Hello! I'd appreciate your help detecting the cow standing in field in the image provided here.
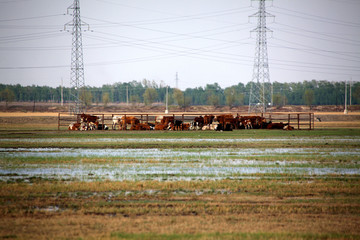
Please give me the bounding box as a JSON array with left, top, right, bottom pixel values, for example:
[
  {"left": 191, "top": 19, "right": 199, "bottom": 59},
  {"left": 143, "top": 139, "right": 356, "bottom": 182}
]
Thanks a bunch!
[
  {"left": 79, "top": 113, "right": 99, "bottom": 130},
  {"left": 119, "top": 116, "right": 140, "bottom": 130},
  {"left": 193, "top": 116, "right": 204, "bottom": 129},
  {"left": 201, "top": 115, "right": 215, "bottom": 130},
  {"left": 112, "top": 115, "right": 122, "bottom": 130},
  {"left": 168, "top": 120, "right": 184, "bottom": 131},
  {"left": 239, "top": 116, "right": 266, "bottom": 129},
  {"left": 215, "top": 114, "right": 236, "bottom": 130},
  {"left": 80, "top": 113, "right": 98, "bottom": 124}
]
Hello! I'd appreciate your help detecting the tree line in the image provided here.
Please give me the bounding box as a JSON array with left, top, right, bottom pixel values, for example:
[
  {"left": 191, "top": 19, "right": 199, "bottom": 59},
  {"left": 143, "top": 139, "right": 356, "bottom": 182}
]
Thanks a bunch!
[{"left": 1, "top": 79, "right": 359, "bottom": 107}]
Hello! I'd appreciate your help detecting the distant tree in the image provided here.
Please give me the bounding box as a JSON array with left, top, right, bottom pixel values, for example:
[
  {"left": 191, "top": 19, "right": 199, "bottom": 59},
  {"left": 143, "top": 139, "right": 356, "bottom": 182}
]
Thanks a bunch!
[
  {"left": 102, "top": 92, "right": 110, "bottom": 107},
  {"left": 224, "top": 87, "right": 236, "bottom": 108},
  {"left": 208, "top": 93, "right": 220, "bottom": 107},
  {"left": 143, "top": 88, "right": 158, "bottom": 105},
  {"left": 304, "top": 89, "right": 315, "bottom": 109},
  {"left": 183, "top": 96, "right": 191, "bottom": 110},
  {"left": 80, "top": 89, "right": 92, "bottom": 107},
  {"left": 0, "top": 88, "right": 15, "bottom": 109},
  {"left": 273, "top": 93, "right": 287, "bottom": 107},
  {"left": 173, "top": 88, "right": 184, "bottom": 106},
  {"left": 130, "top": 95, "right": 140, "bottom": 105},
  {"left": 238, "top": 93, "right": 245, "bottom": 106},
  {"left": 353, "top": 84, "right": 360, "bottom": 104}
]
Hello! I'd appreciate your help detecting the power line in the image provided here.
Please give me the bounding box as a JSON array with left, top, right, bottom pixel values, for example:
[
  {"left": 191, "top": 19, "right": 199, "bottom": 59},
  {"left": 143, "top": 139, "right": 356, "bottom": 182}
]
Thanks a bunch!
[
  {"left": 274, "top": 22, "right": 360, "bottom": 45},
  {"left": 0, "top": 31, "right": 63, "bottom": 43},
  {"left": 83, "top": 16, "right": 252, "bottom": 44},
  {"left": 271, "top": 37, "right": 360, "bottom": 63},
  {"left": 0, "top": 14, "right": 64, "bottom": 23},
  {"left": 272, "top": 6, "right": 360, "bottom": 27},
  {"left": 93, "top": 0, "right": 253, "bottom": 25}
]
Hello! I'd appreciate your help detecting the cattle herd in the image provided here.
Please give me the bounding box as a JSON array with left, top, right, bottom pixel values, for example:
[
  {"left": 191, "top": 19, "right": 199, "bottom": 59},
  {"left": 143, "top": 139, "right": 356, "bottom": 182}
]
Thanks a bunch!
[{"left": 68, "top": 113, "right": 295, "bottom": 131}]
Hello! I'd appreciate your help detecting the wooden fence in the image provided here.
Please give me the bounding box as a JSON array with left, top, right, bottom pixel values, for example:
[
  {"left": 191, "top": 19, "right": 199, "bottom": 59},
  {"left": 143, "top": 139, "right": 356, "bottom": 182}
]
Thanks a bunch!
[{"left": 58, "top": 112, "right": 314, "bottom": 130}]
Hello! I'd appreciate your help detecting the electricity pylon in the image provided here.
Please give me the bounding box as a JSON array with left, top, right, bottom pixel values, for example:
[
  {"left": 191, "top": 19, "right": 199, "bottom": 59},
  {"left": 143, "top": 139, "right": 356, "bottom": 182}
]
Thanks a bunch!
[
  {"left": 248, "top": 0, "right": 274, "bottom": 113},
  {"left": 65, "top": 0, "right": 89, "bottom": 114}
]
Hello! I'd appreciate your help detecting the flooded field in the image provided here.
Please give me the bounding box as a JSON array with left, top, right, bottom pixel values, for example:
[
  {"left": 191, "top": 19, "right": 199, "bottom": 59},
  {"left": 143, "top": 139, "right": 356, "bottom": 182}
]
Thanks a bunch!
[
  {"left": 1, "top": 143, "right": 359, "bottom": 181},
  {"left": 1, "top": 130, "right": 360, "bottom": 239}
]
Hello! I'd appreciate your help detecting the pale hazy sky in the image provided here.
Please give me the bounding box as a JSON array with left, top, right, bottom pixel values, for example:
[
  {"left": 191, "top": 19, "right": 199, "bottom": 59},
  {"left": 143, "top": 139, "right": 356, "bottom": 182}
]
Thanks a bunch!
[{"left": 0, "top": 0, "right": 359, "bottom": 90}]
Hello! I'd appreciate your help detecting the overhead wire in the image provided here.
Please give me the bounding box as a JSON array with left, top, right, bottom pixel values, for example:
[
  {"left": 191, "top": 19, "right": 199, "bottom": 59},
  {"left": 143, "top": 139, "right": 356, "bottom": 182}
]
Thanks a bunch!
[
  {"left": 271, "top": 35, "right": 360, "bottom": 62},
  {"left": 0, "top": 14, "right": 64, "bottom": 23},
  {"left": 93, "top": 0, "right": 253, "bottom": 25},
  {"left": 271, "top": 6, "right": 360, "bottom": 28},
  {"left": 0, "top": 1, "right": 359, "bottom": 78},
  {"left": 83, "top": 31, "right": 360, "bottom": 76},
  {"left": 0, "top": 31, "right": 64, "bottom": 44},
  {"left": 273, "top": 22, "right": 360, "bottom": 45}
]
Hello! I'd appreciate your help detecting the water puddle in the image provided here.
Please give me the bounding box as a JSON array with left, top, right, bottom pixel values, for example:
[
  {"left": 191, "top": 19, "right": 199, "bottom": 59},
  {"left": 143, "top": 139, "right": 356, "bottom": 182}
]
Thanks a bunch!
[
  {"left": 0, "top": 164, "right": 358, "bottom": 182},
  {"left": 1, "top": 147, "right": 359, "bottom": 181},
  {"left": 1, "top": 147, "right": 360, "bottom": 158}
]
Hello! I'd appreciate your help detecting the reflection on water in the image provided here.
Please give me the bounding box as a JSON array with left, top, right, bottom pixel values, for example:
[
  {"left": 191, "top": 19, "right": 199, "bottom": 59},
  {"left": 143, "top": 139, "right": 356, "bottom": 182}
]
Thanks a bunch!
[
  {"left": 1, "top": 147, "right": 359, "bottom": 181},
  {"left": 1, "top": 147, "right": 360, "bottom": 158}
]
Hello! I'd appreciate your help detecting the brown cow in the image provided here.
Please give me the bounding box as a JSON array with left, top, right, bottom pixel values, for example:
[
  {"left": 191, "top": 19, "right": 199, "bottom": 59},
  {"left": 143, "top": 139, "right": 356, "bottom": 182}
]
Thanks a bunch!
[
  {"left": 119, "top": 116, "right": 140, "bottom": 130},
  {"left": 130, "top": 123, "right": 151, "bottom": 130},
  {"left": 193, "top": 116, "right": 204, "bottom": 128},
  {"left": 182, "top": 123, "right": 190, "bottom": 130},
  {"left": 283, "top": 125, "right": 294, "bottom": 130},
  {"left": 267, "top": 122, "right": 286, "bottom": 129},
  {"left": 240, "top": 116, "right": 266, "bottom": 129},
  {"left": 204, "top": 115, "right": 215, "bottom": 125},
  {"left": 154, "top": 123, "right": 169, "bottom": 130},
  {"left": 162, "top": 116, "right": 174, "bottom": 125},
  {"left": 215, "top": 114, "right": 237, "bottom": 130},
  {"left": 80, "top": 113, "right": 98, "bottom": 123},
  {"left": 68, "top": 122, "right": 81, "bottom": 130}
]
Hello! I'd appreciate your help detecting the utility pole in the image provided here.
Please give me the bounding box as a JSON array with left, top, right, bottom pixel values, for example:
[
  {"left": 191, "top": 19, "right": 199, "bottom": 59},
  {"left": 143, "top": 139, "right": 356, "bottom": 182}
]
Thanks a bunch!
[
  {"left": 65, "top": 0, "right": 89, "bottom": 114},
  {"left": 350, "top": 77, "right": 352, "bottom": 108},
  {"left": 248, "top": 0, "right": 274, "bottom": 113},
  {"left": 344, "top": 80, "right": 348, "bottom": 114},
  {"left": 165, "top": 86, "right": 169, "bottom": 114}
]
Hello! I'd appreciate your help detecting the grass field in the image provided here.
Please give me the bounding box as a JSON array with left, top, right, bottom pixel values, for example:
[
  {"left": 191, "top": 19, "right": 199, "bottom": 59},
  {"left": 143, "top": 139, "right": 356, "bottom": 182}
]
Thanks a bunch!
[{"left": 0, "top": 113, "right": 360, "bottom": 239}]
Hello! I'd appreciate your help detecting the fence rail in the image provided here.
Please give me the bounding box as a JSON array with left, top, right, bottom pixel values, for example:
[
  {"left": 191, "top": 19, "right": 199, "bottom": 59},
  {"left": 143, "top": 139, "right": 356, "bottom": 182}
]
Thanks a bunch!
[{"left": 58, "top": 112, "right": 314, "bottom": 130}]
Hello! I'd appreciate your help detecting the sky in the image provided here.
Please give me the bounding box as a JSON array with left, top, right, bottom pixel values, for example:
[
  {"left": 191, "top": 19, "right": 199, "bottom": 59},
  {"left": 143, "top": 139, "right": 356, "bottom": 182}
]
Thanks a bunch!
[{"left": 0, "top": 0, "right": 359, "bottom": 90}]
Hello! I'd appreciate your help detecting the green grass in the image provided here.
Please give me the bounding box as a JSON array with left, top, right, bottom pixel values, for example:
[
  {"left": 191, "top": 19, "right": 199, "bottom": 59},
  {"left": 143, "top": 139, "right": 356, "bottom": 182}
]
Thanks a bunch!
[{"left": 1, "top": 128, "right": 360, "bottom": 139}]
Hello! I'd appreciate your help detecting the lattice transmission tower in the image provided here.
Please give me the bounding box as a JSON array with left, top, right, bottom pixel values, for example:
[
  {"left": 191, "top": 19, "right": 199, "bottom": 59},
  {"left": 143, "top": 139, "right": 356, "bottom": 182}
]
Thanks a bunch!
[
  {"left": 248, "top": 0, "right": 274, "bottom": 113},
  {"left": 65, "top": 0, "right": 89, "bottom": 114}
]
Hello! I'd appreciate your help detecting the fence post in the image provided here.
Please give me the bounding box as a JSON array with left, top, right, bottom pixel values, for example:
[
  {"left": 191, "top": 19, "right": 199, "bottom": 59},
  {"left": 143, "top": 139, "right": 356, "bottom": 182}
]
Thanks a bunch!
[
  {"left": 309, "top": 113, "right": 312, "bottom": 130},
  {"left": 182, "top": 114, "right": 185, "bottom": 130},
  {"left": 102, "top": 114, "right": 104, "bottom": 130},
  {"left": 297, "top": 114, "right": 300, "bottom": 130},
  {"left": 124, "top": 114, "right": 127, "bottom": 130},
  {"left": 288, "top": 114, "right": 290, "bottom": 126},
  {"left": 58, "top": 112, "right": 60, "bottom": 131}
]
